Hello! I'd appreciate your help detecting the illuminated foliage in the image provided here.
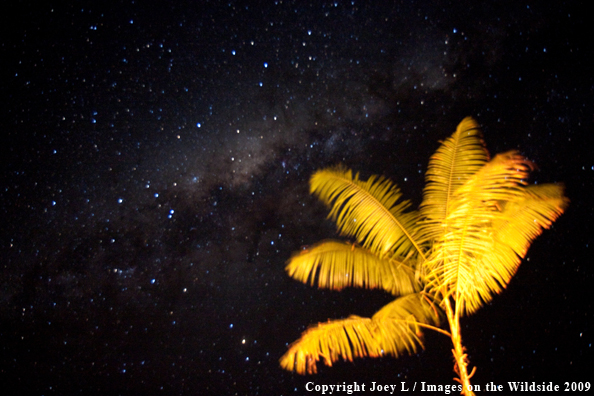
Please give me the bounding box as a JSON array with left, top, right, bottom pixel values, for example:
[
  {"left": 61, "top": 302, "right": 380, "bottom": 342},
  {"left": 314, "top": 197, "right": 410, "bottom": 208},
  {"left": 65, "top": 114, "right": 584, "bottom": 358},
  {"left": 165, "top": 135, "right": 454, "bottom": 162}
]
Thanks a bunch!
[{"left": 280, "top": 118, "right": 568, "bottom": 394}]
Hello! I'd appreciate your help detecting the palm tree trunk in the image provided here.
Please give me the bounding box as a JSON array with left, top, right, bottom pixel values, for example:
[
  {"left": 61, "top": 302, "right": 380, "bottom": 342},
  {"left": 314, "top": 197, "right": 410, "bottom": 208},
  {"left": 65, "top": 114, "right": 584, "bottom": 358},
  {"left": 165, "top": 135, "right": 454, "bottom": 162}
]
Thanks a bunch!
[{"left": 444, "top": 298, "right": 476, "bottom": 396}]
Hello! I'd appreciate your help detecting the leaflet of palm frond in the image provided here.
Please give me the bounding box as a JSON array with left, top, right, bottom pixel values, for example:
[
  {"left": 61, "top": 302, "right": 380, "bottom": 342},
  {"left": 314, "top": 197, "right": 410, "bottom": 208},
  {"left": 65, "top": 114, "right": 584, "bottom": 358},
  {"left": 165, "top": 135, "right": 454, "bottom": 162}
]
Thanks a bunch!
[
  {"left": 280, "top": 296, "right": 435, "bottom": 375},
  {"left": 419, "top": 117, "right": 489, "bottom": 243},
  {"left": 285, "top": 240, "right": 418, "bottom": 295},
  {"left": 310, "top": 166, "right": 423, "bottom": 259}
]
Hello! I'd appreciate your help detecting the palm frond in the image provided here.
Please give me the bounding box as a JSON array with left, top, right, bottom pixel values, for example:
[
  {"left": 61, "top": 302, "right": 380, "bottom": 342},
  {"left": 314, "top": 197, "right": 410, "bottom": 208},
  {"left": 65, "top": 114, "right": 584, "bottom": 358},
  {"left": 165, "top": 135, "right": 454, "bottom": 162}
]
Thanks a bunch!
[
  {"left": 310, "top": 166, "right": 423, "bottom": 259},
  {"left": 451, "top": 151, "right": 533, "bottom": 209},
  {"left": 490, "top": 183, "right": 568, "bottom": 259},
  {"left": 279, "top": 293, "right": 441, "bottom": 375},
  {"left": 456, "top": 183, "right": 569, "bottom": 314},
  {"left": 420, "top": 117, "right": 489, "bottom": 242},
  {"left": 285, "top": 240, "right": 418, "bottom": 295},
  {"left": 425, "top": 153, "right": 568, "bottom": 315},
  {"left": 279, "top": 315, "right": 384, "bottom": 374}
]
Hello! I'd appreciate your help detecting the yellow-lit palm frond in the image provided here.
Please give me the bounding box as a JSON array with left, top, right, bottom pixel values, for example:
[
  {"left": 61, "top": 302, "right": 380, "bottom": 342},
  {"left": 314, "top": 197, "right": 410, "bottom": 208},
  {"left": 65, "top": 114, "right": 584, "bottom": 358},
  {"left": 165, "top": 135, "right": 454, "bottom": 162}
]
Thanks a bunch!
[
  {"left": 279, "top": 293, "right": 443, "bottom": 375},
  {"left": 285, "top": 240, "right": 418, "bottom": 295},
  {"left": 491, "top": 184, "right": 568, "bottom": 259},
  {"left": 457, "top": 183, "right": 569, "bottom": 314},
  {"left": 425, "top": 152, "right": 569, "bottom": 315},
  {"left": 279, "top": 316, "right": 386, "bottom": 375},
  {"left": 450, "top": 151, "right": 533, "bottom": 209},
  {"left": 310, "top": 167, "right": 423, "bottom": 259},
  {"left": 372, "top": 293, "right": 443, "bottom": 329},
  {"left": 419, "top": 117, "right": 489, "bottom": 243}
]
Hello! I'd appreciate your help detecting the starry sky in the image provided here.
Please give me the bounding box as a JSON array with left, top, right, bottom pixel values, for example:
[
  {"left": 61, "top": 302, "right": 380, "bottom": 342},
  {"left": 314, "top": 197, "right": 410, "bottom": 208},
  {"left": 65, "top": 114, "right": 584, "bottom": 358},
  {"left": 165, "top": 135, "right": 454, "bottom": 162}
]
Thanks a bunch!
[{"left": 1, "top": 0, "right": 592, "bottom": 394}]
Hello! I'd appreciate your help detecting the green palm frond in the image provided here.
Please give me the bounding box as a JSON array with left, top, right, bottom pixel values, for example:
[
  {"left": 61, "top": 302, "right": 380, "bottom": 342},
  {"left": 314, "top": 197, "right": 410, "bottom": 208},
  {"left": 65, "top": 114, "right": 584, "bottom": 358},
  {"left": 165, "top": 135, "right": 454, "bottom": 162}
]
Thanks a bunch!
[
  {"left": 310, "top": 166, "right": 423, "bottom": 259},
  {"left": 279, "top": 293, "right": 444, "bottom": 375},
  {"left": 285, "top": 240, "right": 418, "bottom": 295}
]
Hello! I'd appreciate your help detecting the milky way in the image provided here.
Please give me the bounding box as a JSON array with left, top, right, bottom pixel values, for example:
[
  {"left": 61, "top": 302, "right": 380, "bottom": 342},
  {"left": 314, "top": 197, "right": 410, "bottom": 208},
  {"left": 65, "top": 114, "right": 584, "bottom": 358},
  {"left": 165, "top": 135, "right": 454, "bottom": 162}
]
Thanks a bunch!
[{"left": 1, "top": 1, "right": 592, "bottom": 394}]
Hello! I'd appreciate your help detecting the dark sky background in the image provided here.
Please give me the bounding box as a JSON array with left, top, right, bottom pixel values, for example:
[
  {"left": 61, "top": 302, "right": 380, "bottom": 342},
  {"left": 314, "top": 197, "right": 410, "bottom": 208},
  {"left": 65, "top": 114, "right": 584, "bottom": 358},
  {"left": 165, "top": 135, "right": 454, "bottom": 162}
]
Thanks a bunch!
[{"left": 1, "top": 1, "right": 592, "bottom": 395}]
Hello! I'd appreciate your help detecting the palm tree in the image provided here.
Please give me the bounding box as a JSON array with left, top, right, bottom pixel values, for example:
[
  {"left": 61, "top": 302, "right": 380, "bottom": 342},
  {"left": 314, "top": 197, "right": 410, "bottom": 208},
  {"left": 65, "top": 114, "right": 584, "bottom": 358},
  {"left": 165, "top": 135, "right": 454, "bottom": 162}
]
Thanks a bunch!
[{"left": 279, "top": 117, "right": 568, "bottom": 395}]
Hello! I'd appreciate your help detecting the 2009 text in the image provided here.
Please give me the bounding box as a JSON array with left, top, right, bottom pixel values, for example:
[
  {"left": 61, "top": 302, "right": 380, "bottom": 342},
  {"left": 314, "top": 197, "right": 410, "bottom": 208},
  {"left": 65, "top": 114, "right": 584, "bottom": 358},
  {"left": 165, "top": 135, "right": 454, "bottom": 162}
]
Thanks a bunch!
[{"left": 564, "top": 382, "right": 590, "bottom": 392}]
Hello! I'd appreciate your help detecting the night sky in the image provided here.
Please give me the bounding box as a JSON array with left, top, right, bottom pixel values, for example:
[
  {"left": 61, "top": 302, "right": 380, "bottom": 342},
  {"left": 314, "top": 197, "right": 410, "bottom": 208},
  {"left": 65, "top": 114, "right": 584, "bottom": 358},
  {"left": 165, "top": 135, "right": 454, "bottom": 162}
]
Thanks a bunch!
[{"left": 1, "top": 1, "right": 592, "bottom": 395}]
